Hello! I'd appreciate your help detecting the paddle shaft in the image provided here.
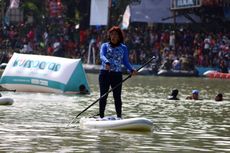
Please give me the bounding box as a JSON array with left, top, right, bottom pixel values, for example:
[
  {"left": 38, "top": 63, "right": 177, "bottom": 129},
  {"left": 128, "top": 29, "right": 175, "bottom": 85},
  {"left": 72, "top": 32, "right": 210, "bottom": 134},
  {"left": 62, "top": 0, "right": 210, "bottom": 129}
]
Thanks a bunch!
[
  {"left": 68, "top": 56, "right": 155, "bottom": 125},
  {"left": 0, "top": 89, "right": 16, "bottom": 92}
]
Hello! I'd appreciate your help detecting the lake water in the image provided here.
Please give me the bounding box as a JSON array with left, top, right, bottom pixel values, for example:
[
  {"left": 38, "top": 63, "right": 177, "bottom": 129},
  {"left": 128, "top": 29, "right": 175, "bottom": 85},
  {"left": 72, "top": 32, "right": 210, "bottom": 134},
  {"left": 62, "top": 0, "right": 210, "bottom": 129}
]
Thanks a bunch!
[{"left": 0, "top": 74, "right": 230, "bottom": 153}]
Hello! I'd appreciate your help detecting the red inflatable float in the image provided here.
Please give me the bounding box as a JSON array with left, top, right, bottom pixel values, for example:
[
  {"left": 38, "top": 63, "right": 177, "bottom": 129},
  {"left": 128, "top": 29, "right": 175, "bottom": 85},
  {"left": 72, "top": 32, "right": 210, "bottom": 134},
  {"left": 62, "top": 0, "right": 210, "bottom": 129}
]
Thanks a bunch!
[{"left": 204, "top": 71, "right": 230, "bottom": 79}]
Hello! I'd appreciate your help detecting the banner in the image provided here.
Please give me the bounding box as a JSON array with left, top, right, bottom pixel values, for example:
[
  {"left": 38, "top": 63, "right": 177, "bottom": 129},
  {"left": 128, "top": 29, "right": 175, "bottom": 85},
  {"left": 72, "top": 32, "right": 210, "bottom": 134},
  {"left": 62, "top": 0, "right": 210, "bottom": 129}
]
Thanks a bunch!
[
  {"left": 121, "top": 5, "right": 131, "bottom": 29},
  {"left": 130, "top": 0, "right": 201, "bottom": 23},
  {"left": 90, "top": 0, "right": 109, "bottom": 25},
  {"left": 0, "top": 53, "right": 90, "bottom": 94},
  {"left": 10, "top": 0, "right": 20, "bottom": 8},
  {"left": 171, "top": 0, "right": 201, "bottom": 9},
  {"left": 176, "top": 0, "right": 196, "bottom": 8}
]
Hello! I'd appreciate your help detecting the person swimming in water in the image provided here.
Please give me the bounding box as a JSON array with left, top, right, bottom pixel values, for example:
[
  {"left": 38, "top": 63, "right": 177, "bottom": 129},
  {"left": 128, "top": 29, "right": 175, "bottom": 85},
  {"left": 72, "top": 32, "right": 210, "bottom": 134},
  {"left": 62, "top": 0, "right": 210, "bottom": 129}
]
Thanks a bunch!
[
  {"left": 186, "top": 90, "right": 201, "bottom": 100},
  {"left": 79, "top": 84, "right": 89, "bottom": 94},
  {"left": 215, "top": 93, "right": 223, "bottom": 101},
  {"left": 167, "top": 89, "right": 179, "bottom": 100}
]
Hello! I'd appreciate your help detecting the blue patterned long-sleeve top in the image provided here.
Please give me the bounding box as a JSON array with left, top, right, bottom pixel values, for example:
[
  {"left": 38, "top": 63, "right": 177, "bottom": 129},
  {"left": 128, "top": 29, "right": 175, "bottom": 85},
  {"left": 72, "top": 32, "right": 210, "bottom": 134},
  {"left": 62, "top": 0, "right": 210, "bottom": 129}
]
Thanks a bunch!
[{"left": 100, "top": 42, "right": 133, "bottom": 72}]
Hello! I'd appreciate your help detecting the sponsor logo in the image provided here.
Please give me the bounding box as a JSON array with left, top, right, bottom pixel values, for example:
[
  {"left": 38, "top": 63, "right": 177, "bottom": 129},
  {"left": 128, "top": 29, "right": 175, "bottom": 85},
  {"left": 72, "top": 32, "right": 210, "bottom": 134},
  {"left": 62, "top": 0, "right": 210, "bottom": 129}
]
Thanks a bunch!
[{"left": 12, "top": 58, "right": 61, "bottom": 72}]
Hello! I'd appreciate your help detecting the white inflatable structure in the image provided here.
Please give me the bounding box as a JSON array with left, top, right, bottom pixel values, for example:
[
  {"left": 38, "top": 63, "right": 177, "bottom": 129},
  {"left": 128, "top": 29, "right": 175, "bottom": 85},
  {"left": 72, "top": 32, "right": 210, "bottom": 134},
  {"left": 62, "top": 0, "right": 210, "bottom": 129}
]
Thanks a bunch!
[{"left": 0, "top": 53, "right": 90, "bottom": 94}]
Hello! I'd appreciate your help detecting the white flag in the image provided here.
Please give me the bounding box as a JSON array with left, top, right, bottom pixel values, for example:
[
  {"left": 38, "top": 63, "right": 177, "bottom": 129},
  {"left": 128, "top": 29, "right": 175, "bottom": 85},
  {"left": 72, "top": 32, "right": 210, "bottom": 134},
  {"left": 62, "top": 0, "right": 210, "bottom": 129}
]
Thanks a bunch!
[
  {"left": 10, "top": 0, "right": 20, "bottom": 8},
  {"left": 90, "top": 0, "right": 109, "bottom": 26},
  {"left": 121, "top": 5, "right": 131, "bottom": 29}
]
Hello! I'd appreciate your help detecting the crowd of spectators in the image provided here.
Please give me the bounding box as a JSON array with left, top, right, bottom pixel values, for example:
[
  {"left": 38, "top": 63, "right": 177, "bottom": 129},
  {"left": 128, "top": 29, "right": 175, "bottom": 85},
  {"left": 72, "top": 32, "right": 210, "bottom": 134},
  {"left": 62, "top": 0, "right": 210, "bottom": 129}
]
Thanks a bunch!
[{"left": 0, "top": 21, "right": 229, "bottom": 73}]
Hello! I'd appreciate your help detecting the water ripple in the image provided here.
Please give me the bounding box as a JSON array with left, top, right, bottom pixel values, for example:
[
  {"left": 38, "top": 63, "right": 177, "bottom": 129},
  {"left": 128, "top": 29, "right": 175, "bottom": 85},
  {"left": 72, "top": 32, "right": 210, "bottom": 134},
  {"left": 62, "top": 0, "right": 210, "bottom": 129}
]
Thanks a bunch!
[{"left": 0, "top": 75, "right": 230, "bottom": 152}]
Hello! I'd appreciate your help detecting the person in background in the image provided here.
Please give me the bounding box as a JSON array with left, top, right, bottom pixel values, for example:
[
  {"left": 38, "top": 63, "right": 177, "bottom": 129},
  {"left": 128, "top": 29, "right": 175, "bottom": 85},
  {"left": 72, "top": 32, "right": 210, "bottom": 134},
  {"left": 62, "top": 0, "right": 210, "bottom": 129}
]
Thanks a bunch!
[
  {"left": 79, "top": 84, "right": 89, "bottom": 94},
  {"left": 215, "top": 93, "right": 223, "bottom": 101},
  {"left": 186, "top": 90, "right": 200, "bottom": 100},
  {"left": 172, "top": 58, "right": 181, "bottom": 70},
  {"left": 52, "top": 42, "right": 65, "bottom": 57},
  {"left": 219, "top": 60, "right": 228, "bottom": 73},
  {"left": 98, "top": 26, "right": 137, "bottom": 119},
  {"left": 160, "top": 57, "right": 172, "bottom": 70},
  {"left": 167, "top": 89, "right": 179, "bottom": 100},
  {"left": 47, "top": 43, "right": 54, "bottom": 55}
]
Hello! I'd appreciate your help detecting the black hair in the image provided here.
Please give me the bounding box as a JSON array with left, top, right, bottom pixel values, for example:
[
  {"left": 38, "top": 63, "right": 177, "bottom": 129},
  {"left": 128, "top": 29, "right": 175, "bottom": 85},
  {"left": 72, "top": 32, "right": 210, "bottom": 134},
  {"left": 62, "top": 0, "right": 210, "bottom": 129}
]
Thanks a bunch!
[
  {"left": 108, "top": 26, "right": 124, "bottom": 44},
  {"left": 79, "top": 84, "right": 88, "bottom": 94}
]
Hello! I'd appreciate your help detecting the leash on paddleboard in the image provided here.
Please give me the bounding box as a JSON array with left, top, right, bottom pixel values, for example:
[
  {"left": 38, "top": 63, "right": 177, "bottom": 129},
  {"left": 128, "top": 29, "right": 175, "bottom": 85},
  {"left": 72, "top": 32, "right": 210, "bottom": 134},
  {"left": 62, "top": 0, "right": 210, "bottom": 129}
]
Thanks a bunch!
[{"left": 67, "top": 56, "right": 156, "bottom": 127}]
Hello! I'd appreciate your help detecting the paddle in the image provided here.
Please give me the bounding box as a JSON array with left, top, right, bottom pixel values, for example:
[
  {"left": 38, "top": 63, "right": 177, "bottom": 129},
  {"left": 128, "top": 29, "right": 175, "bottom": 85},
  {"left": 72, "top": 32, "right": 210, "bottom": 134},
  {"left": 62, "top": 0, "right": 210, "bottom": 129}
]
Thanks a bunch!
[
  {"left": 67, "top": 56, "right": 155, "bottom": 126},
  {"left": 0, "top": 89, "right": 16, "bottom": 92}
]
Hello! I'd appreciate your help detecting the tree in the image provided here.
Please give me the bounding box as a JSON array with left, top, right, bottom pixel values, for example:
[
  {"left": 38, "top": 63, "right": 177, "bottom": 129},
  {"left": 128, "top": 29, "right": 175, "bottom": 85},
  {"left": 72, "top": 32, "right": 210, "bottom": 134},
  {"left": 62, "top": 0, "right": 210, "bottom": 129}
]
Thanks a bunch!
[
  {"left": 20, "top": 0, "right": 46, "bottom": 24},
  {"left": 109, "top": 0, "right": 141, "bottom": 27}
]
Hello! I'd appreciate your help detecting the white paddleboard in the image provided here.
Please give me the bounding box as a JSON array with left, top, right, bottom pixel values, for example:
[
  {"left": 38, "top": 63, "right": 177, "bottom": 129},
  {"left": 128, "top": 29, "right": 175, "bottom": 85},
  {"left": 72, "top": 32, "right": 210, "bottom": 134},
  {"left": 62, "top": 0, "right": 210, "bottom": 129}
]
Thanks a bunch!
[{"left": 80, "top": 116, "right": 153, "bottom": 131}]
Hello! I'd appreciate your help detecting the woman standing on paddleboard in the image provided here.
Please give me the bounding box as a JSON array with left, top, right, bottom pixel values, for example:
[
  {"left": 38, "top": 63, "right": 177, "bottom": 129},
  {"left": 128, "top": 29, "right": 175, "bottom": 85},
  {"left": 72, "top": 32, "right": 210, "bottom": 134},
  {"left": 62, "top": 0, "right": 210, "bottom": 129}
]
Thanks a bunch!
[{"left": 99, "top": 26, "right": 136, "bottom": 119}]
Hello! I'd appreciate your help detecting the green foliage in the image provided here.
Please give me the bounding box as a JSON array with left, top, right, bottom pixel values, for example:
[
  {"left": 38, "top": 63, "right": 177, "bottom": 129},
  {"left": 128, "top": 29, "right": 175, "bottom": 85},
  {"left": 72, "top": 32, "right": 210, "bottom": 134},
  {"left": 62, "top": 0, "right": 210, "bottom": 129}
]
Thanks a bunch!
[
  {"left": 21, "top": 0, "right": 46, "bottom": 24},
  {"left": 21, "top": 2, "right": 38, "bottom": 12}
]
